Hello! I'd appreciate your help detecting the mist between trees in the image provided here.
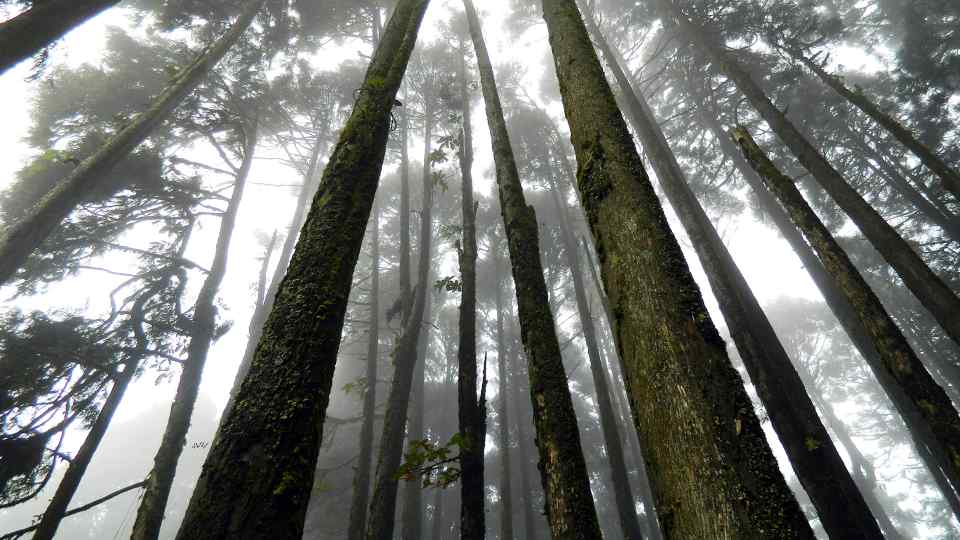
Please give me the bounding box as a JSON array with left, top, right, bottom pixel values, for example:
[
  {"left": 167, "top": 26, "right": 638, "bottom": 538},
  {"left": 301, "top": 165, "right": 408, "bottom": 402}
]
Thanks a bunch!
[{"left": 0, "top": 0, "right": 958, "bottom": 538}]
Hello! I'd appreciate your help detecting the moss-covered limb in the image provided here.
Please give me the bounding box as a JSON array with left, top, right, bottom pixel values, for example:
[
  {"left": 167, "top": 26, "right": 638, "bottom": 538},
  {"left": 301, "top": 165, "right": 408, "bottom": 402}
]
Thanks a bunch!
[
  {"left": 656, "top": 0, "right": 960, "bottom": 349},
  {"left": 787, "top": 47, "right": 960, "bottom": 201},
  {"left": 462, "top": 1, "right": 602, "bottom": 538},
  {"left": 455, "top": 43, "right": 485, "bottom": 540},
  {"left": 733, "top": 126, "right": 960, "bottom": 507},
  {"left": 173, "top": 2, "right": 430, "bottom": 539},
  {"left": 131, "top": 120, "right": 259, "bottom": 540},
  {"left": 346, "top": 205, "right": 381, "bottom": 540},
  {"left": 493, "top": 251, "right": 515, "bottom": 540},
  {"left": 0, "top": 0, "right": 264, "bottom": 287},
  {"left": 583, "top": 13, "right": 882, "bottom": 538},
  {"left": 0, "top": 0, "right": 119, "bottom": 75},
  {"left": 541, "top": 1, "right": 813, "bottom": 538},
  {"left": 368, "top": 92, "right": 436, "bottom": 540}
]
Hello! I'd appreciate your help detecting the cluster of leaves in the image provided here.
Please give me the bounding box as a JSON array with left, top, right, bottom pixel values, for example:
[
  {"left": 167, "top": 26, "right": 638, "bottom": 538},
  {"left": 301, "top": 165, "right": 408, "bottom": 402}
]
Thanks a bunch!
[{"left": 394, "top": 435, "right": 465, "bottom": 488}]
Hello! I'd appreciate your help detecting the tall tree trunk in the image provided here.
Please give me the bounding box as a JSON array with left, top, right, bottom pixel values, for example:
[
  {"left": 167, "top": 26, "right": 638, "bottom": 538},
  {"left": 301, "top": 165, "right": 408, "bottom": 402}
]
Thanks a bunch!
[
  {"left": 174, "top": 2, "right": 431, "bottom": 537},
  {"left": 508, "top": 318, "right": 546, "bottom": 540},
  {"left": 462, "top": 2, "right": 602, "bottom": 537},
  {"left": 656, "top": 0, "right": 960, "bottom": 348},
  {"left": 494, "top": 252, "right": 514, "bottom": 540},
  {"left": 787, "top": 47, "right": 960, "bottom": 200},
  {"left": 583, "top": 13, "right": 882, "bottom": 538},
  {"left": 400, "top": 297, "right": 430, "bottom": 539},
  {"left": 455, "top": 40, "right": 485, "bottom": 540},
  {"left": 0, "top": 0, "right": 120, "bottom": 75},
  {"left": 367, "top": 93, "right": 436, "bottom": 540},
  {"left": 540, "top": 1, "right": 813, "bottom": 537},
  {"left": 347, "top": 202, "right": 381, "bottom": 540},
  {"left": 732, "top": 126, "right": 960, "bottom": 508},
  {"left": 131, "top": 120, "right": 259, "bottom": 540},
  {"left": 0, "top": 0, "right": 265, "bottom": 286},
  {"left": 547, "top": 178, "right": 644, "bottom": 539}
]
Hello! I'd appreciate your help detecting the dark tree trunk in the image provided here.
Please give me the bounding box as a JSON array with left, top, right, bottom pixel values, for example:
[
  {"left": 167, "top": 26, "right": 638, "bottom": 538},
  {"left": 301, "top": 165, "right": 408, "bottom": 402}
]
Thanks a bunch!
[
  {"left": 0, "top": 0, "right": 265, "bottom": 286},
  {"left": 347, "top": 203, "right": 382, "bottom": 540},
  {"left": 462, "top": 1, "right": 602, "bottom": 537},
  {"left": 657, "top": 0, "right": 960, "bottom": 347},
  {"left": 540, "top": 0, "right": 813, "bottom": 537},
  {"left": 400, "top": 298, "right": 430, "bottom": 539},
  {"left": 788, "top": 47, "right": 960, "bottom": 200},
  {"left": 131, "top": 119, "right": 259, "bottom": 540},
  {"left": 0, "top": 0, "right": 120, "bottom": 75},
  {"left": 174, "top": 1, "right": 431, "bottom": 537},
  {"left": 455, "top": 41, "right": 485, "bottom": 540},
  {"left": 494, "top": 252, "right": 514, "bottom": 540},
  {"left": 583, "top": 13, "right": 882, "bottom": 538},
  {"left": 733, "top": 126, "right": 960, "bottom": 510},
  {"left": 367, "top": 93, "right": 435, "bottom": 540}
]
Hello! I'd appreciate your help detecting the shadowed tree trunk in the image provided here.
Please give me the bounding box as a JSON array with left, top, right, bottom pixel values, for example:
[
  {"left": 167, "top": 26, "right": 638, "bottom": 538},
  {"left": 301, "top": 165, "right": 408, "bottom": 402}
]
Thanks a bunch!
[
  {"left": 173, "top": 1, "right": 431, "bottom": 537},
  {"left": 733, "top": 126, "right": 960, "bottom": 509},
  {"left": 462, "top": 1, "right": 602, "bottom": 537},
  {"left": 347, "top": 201, "right": 381, "bottom": 540},
  {"left": 0, "top": 0, "right": 121, "bottom": 75},
  {"left": 400, "top": 295, "right": 431, "bottom": 539},
  {"left": 583, "top": 12, "right": 881, "bottom": 538},
  {"left": 786, "top": 46, "right": 960, "bottom": 200},
  {"left": 131, "top": 118, "right": 259, "bottom": 540},
  {"left": 539, "top": 0, "right": 813, "bottom": 537},
  {"left": 655, "top": 0, "right": 960, "bottom": 348},
  {"left": 0, "top": 0, "right": 265, "bottom": 286},
  {"left": 494, "top": 251, "right": 514, "bottom": 540}
]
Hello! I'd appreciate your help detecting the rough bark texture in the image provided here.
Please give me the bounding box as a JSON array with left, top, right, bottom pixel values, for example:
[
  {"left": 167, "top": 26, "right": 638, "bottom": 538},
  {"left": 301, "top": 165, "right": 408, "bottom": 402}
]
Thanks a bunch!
[
  {"left": 733, "top": 126, "right": 960, "bottom": 508},
  {"left": 463, "top": 1, "right": 602, "bottom": 537},
  {"left": 367, "top": 95, "right": 435, "bottom": 540},
  {"left": 0, "top": 0, "right": 264, "bottom": 286},
  {"left": 0, "top": 0, "right": 120, "bottom": 74},
  {"left": 456, "top": 42, "right": 485, "bottom": 540},
  {"left": 131, "top": 120, "right": 258, "bottom": 540},
  {"left": 584, "top": 14, "right": 881, "bottom": 538},
  {"left": 657, "top": 0, "right": 960, "bottom": 348},
  {"left": 347, "top": 205, "right": 381, "bottom": 540},
  {"left": 540, "top": 1, "right": 813, "bottom": 538},
  {"left": 173, "top": 2, "right": 430, "bottom": 537},
  {"left": 494, "top": 252, "right": 515, "bottom": 540},
  {"left": 788, "top": 47, "right": 960, "bottom": 200}
]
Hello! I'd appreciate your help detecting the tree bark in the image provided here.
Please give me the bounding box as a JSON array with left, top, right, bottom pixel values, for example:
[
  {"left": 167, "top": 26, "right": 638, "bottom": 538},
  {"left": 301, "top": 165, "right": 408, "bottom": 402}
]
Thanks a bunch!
[
  {"left": 462, "top": 1, "right": 602, "bottom": 537},
  {"left": 541, "top": 1, "right": 814, "bottom": 537},
  {"left": 583, "top": 13, "right": 881, "bottom": 538},
  {"left": 173, "top": 1, "right": 430, "bottom": 537},
  {"left": 0, "top": 0, "right": 120, "bottom": 75},
  {"left": 0, "top": 0, "right": 265, "bottom": 286},
  {"left": 347, "top": 204, "right": 381, "bottom": 540},
  {"left": 733, "top": 126, "right": 960, "bottom": 509},
  {"left": 494, "top": 252, "right": 514, "bottom": 540},
  {"left": 656, "top": 0, "right": 960, "bottom": 348}
]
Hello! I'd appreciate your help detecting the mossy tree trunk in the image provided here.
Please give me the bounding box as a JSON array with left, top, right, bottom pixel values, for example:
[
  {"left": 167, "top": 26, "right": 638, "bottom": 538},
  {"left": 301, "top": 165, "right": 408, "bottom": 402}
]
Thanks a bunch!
[
  {"left": 367, "top": 90, "right": 436, "bottom": 540},
  {"left": 583, "top": 12, "right": 881, "bottom": 538},
  {"left": 347, "top": 203, "right": 381, "bottom": 540},
  {"left": 494, "top": 250, "right": 514, "bottom": 540},
  {"left": 656, "top": 0, "right": 960, "bottom": 348},
  {"left": 173, "top": 1, "right": 431, "bottom": 537},
  {"left": 0, "top": 0, "right": 120, "bottom": 75},
  {"left": 733, "top": 126, "right": 960, "bottom": 510},
  {"left": 462, "top": 1, "right": 602, "bottom": 537},
  {"left": 540, "top": 0, "right": 814, "bottom": 537},
  {"left": 0, "top": 0, "right": 265, "bottom": 286},
  {"left": 131, "top": 118, "right": 259, "bottom": 540}
]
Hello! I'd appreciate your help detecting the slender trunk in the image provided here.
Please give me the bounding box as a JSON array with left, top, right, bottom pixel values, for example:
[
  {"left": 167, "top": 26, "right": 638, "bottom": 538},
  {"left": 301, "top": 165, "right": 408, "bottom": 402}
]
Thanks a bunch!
[
  {"left": 400, "top": 93, "right": 412, "bottom": 321},
  {"left": 788, "top": 47, "right": 960, "bottom": 200},
  {"left": 174, "top": 2, "right": 430, "bottom": 537},
  {"left": 367, "top": 95, "right": 435, "bottom": 540},
  {"left": 0, "top": 0, "right": 264, "bottom": 286},
  {"left": 541, "top": 1, "right": 813, "bottom": 537},
  {"left": 658, "top": 0, "right": 960, "bottom": 347},
  {"left": 733, "top": 126, "right": 960, "bottom": 508},
  {"left": 131, "top": 120, "right": 258, "bottom": 540},
  {"left": 584, "top": 14, "right": 881, "bottom": 538},
  {"left": 456, "top": 42, "right": 485, "bottom": 540},
  {"left": 0, "top": 0, "right": 120, "bottom": 74},
  {"left": 347, "top": 203, "right": 381, "bottom": 540},
  {"left": 494, "top": 252, "right": 514, "bottom": 540},
  {"left": 400, "top": 298, "right": 430, "bottom": 539},
  {"left": 254, "top": 231, "right": 279, "bottom": 310},
  {"left": 462, "top": 2, "right": 602, "bottom": 537}
]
